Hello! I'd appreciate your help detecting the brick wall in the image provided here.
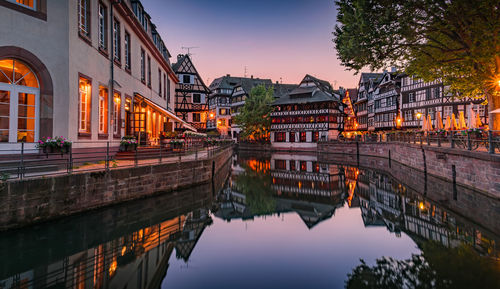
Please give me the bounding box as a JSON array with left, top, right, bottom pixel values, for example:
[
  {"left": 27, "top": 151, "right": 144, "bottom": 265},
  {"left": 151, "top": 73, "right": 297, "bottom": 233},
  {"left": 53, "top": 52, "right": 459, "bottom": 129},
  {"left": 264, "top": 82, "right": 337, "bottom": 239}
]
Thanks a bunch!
[
  {"left": 318, "top": 142, "right": 500, "bottom": 198},
  {"left": 0, "top": 148, "right": 233, "bottom": 231}
]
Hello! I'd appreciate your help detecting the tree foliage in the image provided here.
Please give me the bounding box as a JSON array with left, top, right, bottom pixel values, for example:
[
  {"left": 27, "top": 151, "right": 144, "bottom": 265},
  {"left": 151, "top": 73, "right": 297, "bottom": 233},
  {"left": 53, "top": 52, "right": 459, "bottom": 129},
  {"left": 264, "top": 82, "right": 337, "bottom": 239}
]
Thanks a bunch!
[
  {"left": 345, "top": 241, "right": 500, "bottom": 289},
  {"left": 333, "top": 0, "right": 500, "bottom": 129},
  {"left": 234, "top": 85, "right": 275, "bottom": 142}
]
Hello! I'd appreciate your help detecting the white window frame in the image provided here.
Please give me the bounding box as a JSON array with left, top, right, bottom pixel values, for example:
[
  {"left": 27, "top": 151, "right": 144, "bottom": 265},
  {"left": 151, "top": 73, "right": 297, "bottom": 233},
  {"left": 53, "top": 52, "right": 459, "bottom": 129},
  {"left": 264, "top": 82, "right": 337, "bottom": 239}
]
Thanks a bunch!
[
  {"left": 78, "top": 0, "right": 89, "bottom": 35},
  {"left": 113, "top": 18, "right": 120, "bottom": 61},
  {"left": 98, "top": 3, "right": 106, "bottom": 49}
]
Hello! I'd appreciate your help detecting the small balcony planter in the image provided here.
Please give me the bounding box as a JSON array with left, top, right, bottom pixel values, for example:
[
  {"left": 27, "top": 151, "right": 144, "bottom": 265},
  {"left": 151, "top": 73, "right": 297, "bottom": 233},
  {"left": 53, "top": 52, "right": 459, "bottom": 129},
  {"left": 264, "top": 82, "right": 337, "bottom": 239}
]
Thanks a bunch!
[
  {"left": 467, "top": 128, "right": 485, "bottom": 139},
  {"left": 37, "top": 136, "right": 72, "bottom": 155},
  {"left": 120, "top": 136, "right": 138, "bottom": 152},
  {"left": 169, "top": 139, "right": 185, "bottom": 150}
]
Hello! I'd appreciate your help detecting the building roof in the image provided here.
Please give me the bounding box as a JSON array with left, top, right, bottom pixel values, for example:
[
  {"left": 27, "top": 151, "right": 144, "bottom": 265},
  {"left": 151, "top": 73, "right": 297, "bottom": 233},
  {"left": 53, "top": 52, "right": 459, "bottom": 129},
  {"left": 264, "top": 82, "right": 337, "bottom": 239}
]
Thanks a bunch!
[
  {"left": 209, "top": 75, "right": 268, "bottom": 91},
  {"left": 273, "top": 83, "right": 298, "bottom": 99},
  {"left": 272, "top": 74, "right": 341, "bottom": 106},
  {"left": 234, "top": 78, "right": 273, "bottom": 95}
]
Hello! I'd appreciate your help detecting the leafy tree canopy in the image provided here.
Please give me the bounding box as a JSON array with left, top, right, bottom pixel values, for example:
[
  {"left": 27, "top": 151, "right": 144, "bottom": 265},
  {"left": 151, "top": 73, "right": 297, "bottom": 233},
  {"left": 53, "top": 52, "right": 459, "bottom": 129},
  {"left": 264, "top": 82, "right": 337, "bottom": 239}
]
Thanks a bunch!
[
  {"left": 234, "top": 85, "right": 275, "bottom": 142},
  {"left": 334, "top": 0, "right": 500, "bottom": 129}
]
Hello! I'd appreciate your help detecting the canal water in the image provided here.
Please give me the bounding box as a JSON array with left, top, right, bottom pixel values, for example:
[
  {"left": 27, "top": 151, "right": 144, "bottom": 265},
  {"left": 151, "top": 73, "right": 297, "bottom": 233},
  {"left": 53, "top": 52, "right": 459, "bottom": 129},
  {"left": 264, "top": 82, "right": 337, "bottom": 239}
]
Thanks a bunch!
[{"left": 1, "top": 152, "right": 499, "bottom": 289}]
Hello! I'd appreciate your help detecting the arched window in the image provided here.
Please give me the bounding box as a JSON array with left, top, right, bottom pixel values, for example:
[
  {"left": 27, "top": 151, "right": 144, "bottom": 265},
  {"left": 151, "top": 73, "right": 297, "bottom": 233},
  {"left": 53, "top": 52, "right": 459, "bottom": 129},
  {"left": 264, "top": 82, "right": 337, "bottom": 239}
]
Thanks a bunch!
[{"left": 0, "top": 59, "right": 40, "bottom": 143}]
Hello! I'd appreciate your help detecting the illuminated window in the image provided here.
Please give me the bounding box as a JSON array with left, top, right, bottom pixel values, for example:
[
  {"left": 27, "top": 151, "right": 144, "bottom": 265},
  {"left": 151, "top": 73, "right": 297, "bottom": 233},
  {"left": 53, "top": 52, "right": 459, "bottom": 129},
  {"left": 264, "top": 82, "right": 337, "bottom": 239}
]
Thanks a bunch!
[
  {"left": 8, "top": 0, "right": 35, "bottom": 9},
  {"left": 113, "top": 93, "right": 121, "bottom": 135},
  {"left": 192, "top": 113, "right": 200, "bottom": 122},
  {"left": 299, "top": 131, "right": 306, "bottom": 142},
  {"left": 289, "top": 132, "right": 295, "bottom": 142},
  {"left": 0, "top": 59, "right": 39, "bottom": 143},
  {"left": 312, "top": 131, "right": 319, "bottom": 142},
  {"left": 79, "top": 77, "right": 91, "bottom": 133},
  {"left": 98, "top": 87, "right": 108, "bottom": 134}
]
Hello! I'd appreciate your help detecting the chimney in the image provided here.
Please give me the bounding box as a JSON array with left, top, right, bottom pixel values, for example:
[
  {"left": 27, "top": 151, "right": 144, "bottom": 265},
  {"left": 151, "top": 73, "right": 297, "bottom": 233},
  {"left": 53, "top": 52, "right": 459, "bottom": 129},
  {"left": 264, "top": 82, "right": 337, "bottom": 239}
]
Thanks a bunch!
[
  {"left": 226, "top": 74, "right": 230, "bottom": 77},
  {"left": 251, "top": 75, "right": 253, "bottom": 79},
  {"left": 276, "top": 81, "right": 279, "bottom": 84},
  {"left": 177, "top": 54, "right": 183, "bottom": 60}
]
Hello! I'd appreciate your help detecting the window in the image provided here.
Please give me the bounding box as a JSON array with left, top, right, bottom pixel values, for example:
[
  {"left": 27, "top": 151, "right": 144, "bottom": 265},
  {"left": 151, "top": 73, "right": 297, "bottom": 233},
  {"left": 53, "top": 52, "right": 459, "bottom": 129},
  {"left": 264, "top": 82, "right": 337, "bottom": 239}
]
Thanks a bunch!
[
  {"left": 219, "top": 119, "right": 226, "bottom": 126},
  {"left": 289, "top": 132, "right": 295, "bottom": 143},
  {"left": 98, "top": 3, "right": 107, "bottom": 50},
  {"left": 434, "top": 87, "right": 441, "bottom": 99},
  {"left": 183, "top": 75, "right": 191, "bottom": 84},
  {"left": 79, "top": 77, "right": 91, "bottom": 133},
  {"left": 275, "top": 132, "right": 286, "bottom": 142},
  {"left": 78, "top": 0, "right": 90, "bottom": 37},
  {"left": 124, "top": 32, "right": 131, "bottom": 70},
  {"left": 163, "top": 73, "right": 167, "bottom": 100},
  {"left": 312, "top": 131, "right": 319, "bottom": 142},
  {"left": 409, "top": 92, "right": 415, "bottom": 103},
  {"left": 166, "top": 75, "right": 171, "bottom": 108},
  {"left": 113, "top": 18, "right": 120, "bottom": 61},
  {"left": 113, "top": 93, "right": 121, "bottom": 135},
  {"left": 219, "top": 108, "right": 227, "bottom": 115},
  {"left": 140, "top": 49, "right": 145, "bottom": 82},
  {"left": 275, "top": 159, "right": 286, "bottom": 170},
  {"left": 290, "top": 160, "right": 296, "bottom": 171},
  {"left": 8, "top": 0, "right": 35, "bottom": 9},
  {"left": 98, "top": 87, "right": 108, "bottom": 134},
  {"left": 158, "top": 69, "right": 162, "bottom": 97},
  {"left": 147, "top": 56, "right": 151, "bottom": 87},
  {"left": 299, "top": 131, "right": 306, "bottom": 142},
  {"left": 426, "top": 88, "right": 431, "bottom": 100},
  {"left": 193, "top": 94, "right": 201, "bottom": 103},
  {"left": 300, "top": 161, "right": 307, "bottom": 171},
  {"left": 192, "top": 113, "right": 200, "bottom": 122}
]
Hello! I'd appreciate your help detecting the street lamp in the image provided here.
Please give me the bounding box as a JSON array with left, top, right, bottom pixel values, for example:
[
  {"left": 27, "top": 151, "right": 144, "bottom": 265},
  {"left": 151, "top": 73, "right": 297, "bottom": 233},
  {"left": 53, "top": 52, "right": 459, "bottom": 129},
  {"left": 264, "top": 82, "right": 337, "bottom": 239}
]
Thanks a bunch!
[{"left": 416, "top": 112, "right": 422, "bottom": 119}]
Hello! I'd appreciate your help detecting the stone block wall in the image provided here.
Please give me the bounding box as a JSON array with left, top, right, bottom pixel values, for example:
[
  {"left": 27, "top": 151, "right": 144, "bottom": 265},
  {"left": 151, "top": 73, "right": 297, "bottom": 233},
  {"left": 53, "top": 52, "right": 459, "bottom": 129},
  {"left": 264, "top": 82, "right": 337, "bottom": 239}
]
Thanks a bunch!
[
  {"left": 0, "top": 148, "right": 233, "bottom": 231},
  {"left": 318, "top": 142, "right": 500, "bottom": 198}
]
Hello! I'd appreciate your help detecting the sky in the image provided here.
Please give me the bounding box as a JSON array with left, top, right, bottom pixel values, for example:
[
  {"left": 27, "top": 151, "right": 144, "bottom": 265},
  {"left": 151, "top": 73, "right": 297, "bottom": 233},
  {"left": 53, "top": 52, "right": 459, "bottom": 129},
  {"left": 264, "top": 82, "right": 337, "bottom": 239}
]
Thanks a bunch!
[{"left": 141, "top": 0, "right": 359, "bottom": 88}]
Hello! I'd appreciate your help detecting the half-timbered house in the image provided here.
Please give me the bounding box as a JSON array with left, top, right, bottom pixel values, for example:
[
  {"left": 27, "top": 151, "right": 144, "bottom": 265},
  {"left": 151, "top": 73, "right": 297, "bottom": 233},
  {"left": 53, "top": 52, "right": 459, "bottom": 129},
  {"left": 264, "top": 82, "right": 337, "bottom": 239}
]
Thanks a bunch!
[
  {"left": 270, "top": 75, "right": 344, "bottom": 150},
  {"left": 172, "top": 54, "right": 211, "bottom": 132},
  {"left": 400, "top": 76, "right": 488, "bottom": 129},
  {"left": 371, "top": 71, "right": 401, "bottom": 131},
  {"left": 354, "top": 73, "right": 383, "bottom": 132},
  {"left": 342, "top": 88, "right": 358, "bottom": 133},
  {"left": 230, "top": 77, "right": 273, "bottom": 141}
]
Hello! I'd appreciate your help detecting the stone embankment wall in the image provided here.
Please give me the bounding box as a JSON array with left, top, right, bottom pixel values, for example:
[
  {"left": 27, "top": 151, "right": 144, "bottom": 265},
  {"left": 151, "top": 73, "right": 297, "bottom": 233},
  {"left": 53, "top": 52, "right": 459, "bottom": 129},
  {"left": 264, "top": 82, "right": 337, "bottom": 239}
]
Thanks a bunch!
[
  {"left": 318, "top": 142, "right": 500, "bottom": 198},
  {"left": 0, "top": 148, "right": 232, "bottom": 231}
]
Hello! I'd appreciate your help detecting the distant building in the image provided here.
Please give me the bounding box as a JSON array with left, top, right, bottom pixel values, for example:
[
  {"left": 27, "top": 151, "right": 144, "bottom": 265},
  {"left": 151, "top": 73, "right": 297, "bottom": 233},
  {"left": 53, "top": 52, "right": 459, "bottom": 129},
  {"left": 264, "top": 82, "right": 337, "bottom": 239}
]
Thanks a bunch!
[
  {"left": 230, "top": 77, "right": 273, "bottom": 141},
  {"left": 399, "top": 75, "right": 487, "bottom": 129},
  {"left": 354, "top": 73, "right": 383, "bottom": 132},
  {"left": 208, "top": 75, "right": 270, "bottom": 136},
  {"left": 172, "top": 54, "right": 210, "bottom": 132},
  {"left": 372, "top": 71, "right": 401, "bottom": 131},
  {"left": 342, "top": 88, "right": 358, "bottom": 133},
  {"left": 270, "top": 75, "right": 344, "bottom": 150}
]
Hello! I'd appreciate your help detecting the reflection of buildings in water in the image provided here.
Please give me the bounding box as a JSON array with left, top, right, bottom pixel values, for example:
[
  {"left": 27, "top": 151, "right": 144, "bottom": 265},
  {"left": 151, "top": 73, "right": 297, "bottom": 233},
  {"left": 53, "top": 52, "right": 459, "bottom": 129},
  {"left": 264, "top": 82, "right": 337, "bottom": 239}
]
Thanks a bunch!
[
  {"left": 216, "top": 154, "right": 348, "bottom": 229},
  {"left": 355, "top": 169, "right": 499, "bottom": 258},
  {"left": 0, "top": 209, "right": 212, "bottom": 289}
]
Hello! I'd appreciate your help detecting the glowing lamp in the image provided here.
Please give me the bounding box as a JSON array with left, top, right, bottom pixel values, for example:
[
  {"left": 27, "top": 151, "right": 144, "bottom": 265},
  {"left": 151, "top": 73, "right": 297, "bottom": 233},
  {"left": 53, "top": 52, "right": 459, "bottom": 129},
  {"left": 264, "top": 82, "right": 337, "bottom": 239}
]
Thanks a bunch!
[
  {"left": 419, "top": 202, "right": 425, "bottom": 210},
  {"left": 209, "top": 113, "right": 215, "bottom": 119},
  {"left": 416, "top": 112, "right": 422, "bottom": 119}
]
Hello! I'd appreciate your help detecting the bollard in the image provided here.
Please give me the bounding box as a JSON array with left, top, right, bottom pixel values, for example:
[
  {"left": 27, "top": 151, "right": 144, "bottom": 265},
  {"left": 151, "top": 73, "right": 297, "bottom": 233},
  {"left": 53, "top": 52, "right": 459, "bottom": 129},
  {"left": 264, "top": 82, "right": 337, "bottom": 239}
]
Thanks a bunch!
[
  {"left": 135, "top": 146, "right": 138, "bottom": 167},
  {"left": 437, "top": 135, "right": 441, "bottom": 147},
  {"left": 450, "top": 134, "right": 455, "bottom": 149},
  {"left": 467, "top": 133, "right": 472, "bottom": 151}
]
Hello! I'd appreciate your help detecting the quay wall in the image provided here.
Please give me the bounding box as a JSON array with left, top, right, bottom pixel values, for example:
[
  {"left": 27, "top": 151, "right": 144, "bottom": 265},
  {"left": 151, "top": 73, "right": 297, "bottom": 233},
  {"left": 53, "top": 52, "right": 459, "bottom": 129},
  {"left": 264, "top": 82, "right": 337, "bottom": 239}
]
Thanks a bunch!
[
  {"left": 0, "top": 148, "right": 233, "bottom": 231},
  {"left": 318, "top": 142, "right": 500, "bottom": 198}
]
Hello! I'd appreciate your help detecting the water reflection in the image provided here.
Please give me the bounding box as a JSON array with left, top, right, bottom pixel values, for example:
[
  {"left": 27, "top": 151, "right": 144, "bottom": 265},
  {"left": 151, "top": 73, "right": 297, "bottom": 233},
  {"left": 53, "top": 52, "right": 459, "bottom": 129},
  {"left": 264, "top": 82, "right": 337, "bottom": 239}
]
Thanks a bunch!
[{"left": 0, "top": 152, "right": 498, "bottom": 289}]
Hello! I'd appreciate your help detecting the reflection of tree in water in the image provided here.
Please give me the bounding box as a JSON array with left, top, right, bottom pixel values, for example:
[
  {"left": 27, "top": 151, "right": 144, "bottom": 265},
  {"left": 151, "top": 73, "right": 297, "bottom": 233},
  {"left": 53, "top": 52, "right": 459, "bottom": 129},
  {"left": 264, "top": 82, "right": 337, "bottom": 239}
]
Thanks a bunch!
[
  {"left": 346, "top": 241, "right": 500, "bottom": 289},
  {"left": 234, "top": 160, "right": 275, "bottom": 215}
]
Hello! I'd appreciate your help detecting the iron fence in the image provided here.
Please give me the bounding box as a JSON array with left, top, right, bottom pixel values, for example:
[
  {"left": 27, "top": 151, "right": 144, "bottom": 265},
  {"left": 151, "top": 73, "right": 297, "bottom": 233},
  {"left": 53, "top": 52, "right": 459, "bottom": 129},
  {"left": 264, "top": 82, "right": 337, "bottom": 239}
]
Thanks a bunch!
[
  {"left": 0, "top": 141, "right": 232, "bottom": 181},
  {"left": 325, "top": 130, "right": 500, "bottom": 155}
]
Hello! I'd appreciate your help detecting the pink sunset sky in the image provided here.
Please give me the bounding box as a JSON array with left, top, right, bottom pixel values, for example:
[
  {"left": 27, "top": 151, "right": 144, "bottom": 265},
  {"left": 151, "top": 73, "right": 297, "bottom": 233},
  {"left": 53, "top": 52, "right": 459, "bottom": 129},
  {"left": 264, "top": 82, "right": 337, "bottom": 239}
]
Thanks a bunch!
[{"left": 142, "top": 0, "right": 361, "bottom": 89}]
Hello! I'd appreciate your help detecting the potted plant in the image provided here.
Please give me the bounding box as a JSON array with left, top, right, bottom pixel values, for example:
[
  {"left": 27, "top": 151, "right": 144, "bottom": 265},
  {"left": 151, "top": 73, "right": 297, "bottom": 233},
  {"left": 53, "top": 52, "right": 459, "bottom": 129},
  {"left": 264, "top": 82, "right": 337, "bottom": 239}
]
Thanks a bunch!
[
  {"left": 120, "top": 136, "right": 138, "bottom": 152},
  {"left": 169, "top": 139, "right": 185, "bottom": 149},
  {"left": 467, "top": 128, "right": 484, "bottom": 139},
  {"left": 37, "top": 136, "right": 72, "bottom": 154}
]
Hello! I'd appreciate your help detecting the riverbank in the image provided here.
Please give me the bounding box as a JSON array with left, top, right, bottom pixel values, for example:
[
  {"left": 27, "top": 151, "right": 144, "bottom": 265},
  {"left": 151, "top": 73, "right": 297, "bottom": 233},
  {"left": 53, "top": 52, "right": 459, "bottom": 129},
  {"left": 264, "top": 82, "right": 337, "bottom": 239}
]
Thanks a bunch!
[
  {"left": 238, "top": 142, "right": 500, "bottom": 198},
  {"left": 0, "top": 147, "right": 232, "bottom": 231}
]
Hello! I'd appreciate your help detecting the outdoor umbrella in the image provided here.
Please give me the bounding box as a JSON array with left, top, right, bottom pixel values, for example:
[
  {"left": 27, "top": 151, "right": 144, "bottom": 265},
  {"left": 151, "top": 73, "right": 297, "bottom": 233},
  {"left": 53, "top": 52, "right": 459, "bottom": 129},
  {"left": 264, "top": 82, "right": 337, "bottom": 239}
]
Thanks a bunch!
[
  {"left": 451, "top": 113, "right": 459, "bottom": 131},
  {"left": 468, "top": 105, "right": 476, "bottom": 129},
  {"left": 459, "top": 111, "right": 467, "bottom": 129},
  {"left": 476, "top": 112, "right": 483, "bottom": 128},
  {"left": 445, "top": 115, "right": 451, "bottom": 130},
  {"left": 422, "top": 116, "right": 427, "bottom": 131},
  {"left": 436, "top": 111, "right": 444, "bottom": 130},
  {"left": 427, "top": 114, "right": 433, "bottom": 131}
]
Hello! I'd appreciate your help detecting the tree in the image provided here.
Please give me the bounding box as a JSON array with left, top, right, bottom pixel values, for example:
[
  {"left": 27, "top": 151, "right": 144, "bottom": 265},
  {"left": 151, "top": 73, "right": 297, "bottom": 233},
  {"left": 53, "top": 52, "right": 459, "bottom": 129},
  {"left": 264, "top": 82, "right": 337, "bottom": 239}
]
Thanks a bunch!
[
  {"left": 334, "top": 0, "right": 500, "bottom": 130},
  {"left": 234, "top": 85, "right": 275, "bottom": 142}
]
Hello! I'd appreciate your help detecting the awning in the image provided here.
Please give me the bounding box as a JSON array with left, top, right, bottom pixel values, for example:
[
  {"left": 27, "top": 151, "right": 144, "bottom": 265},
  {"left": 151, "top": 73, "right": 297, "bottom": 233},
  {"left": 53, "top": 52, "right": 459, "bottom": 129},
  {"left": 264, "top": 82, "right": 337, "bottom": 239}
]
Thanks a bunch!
[{"left": 134, "top": 93, "right": 196, "bottom": 132}]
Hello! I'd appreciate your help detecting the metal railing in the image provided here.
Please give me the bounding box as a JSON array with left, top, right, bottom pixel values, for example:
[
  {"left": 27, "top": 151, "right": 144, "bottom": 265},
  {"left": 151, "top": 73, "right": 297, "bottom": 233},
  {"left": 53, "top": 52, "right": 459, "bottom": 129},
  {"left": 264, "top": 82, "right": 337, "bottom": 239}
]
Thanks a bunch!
[
  {"left": 0, "top": 141, "right": 232, "bottom": 181},
  {"left": 324, "top": 130, "right": 500, "bottom": 155}
]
